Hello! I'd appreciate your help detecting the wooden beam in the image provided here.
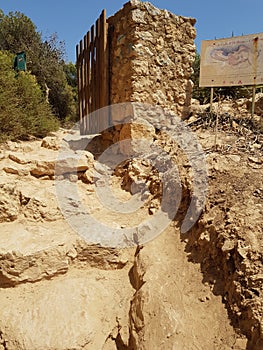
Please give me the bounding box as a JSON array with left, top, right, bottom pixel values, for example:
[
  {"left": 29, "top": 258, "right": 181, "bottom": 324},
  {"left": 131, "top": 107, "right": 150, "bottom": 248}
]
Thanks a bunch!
[
  {"left": 76, "top": 44, "right": 82, "bottom": 127},
  {"left": 100, "top": 9, "right": 110, "bottom": 130},
  {"left": 86, "top": 31, "right": 91, "bottom": 133}
]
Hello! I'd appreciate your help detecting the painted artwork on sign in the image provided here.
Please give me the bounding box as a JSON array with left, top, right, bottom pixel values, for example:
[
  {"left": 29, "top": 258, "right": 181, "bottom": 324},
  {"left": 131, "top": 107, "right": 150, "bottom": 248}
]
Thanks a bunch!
[{"left": 199, "top": 33, "right": 263, "bottom": 87}]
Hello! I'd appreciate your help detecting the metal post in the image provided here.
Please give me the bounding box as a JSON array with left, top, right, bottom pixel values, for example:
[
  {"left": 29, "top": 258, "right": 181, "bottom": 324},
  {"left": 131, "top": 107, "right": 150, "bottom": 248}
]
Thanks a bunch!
[
  {"left": 210, "top": 87, "right": 214, "bottom": 112},
  {"left": 251, "top": 85, "right": 256, "bottom": 118}
]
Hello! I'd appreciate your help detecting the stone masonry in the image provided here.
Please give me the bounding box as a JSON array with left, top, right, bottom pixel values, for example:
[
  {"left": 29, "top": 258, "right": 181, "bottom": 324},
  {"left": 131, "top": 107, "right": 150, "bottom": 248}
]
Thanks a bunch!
[
  {"left": 101, "top": 1, "right": 196, "bottom": 154},
  {"left": 108, "top": 0, "right": 196, "bottom": 119}
]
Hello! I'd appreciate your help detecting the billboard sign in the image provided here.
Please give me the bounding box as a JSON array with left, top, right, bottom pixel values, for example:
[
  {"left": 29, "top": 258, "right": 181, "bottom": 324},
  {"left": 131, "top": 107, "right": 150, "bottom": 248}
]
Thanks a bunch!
[{"left": 199, "top": 33, "right": 263, "bottom": 87}]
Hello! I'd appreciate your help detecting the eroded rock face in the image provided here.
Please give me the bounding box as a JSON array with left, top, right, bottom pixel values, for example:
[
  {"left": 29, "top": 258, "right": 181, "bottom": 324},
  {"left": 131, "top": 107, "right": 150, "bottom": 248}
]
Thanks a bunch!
[
  {"left": 190, "top": 133, "right": 263, "bottom": 350},
  {"left": 0, "top": 267, "right": 134, "bottom": 350},
  {"left": 0, "top": 124, "right": 262, "bottom": 349},
  {"left": 0, "top": 184, "right": 21, "bottom": 223},
  {"left": 128, "top": 228, "right": 240, "bottom": 350}
]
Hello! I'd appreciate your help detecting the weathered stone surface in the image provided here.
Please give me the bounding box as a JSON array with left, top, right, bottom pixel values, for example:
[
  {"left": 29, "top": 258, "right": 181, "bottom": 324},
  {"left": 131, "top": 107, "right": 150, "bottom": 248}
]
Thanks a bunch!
[
  {"left": 247, "top": 92, "right": 263, "bottom": 116},
  {"left": 106, "top": 1, "right": 196, "bottom": 151},
  {"left": 41, "top": 136, "right": 60, "bottom": 150},
  {"left": 0, "top": 267, "right": 133, "bottom": 350},
  {"left": 129, "top": 226, "right": 238, "bottom": 349},
  {"left": 0, "top": 220, "right": 130, "bottom": 287},
  {"left": 19, "top": 183, "right": 63, "bottom": 222},
  {"left": 30, "top": 159, "right": 55, "bottom": 177},
  {"left": 55, "top": 151, "right": 94, "bottom": 175},
  {"left": 108, "top": 1, "right": 196, "bottom": 118},
  {"left": 9, "top": 153, "right": 31, "bottom": 164},
  {"left": 0, "top": 184, "right": 20, "bottom": 223},
  {"left": 1, "top": 125, "right": 262, "bottom": 349},
  {"left": 119, "top": 118, "right": 155, "bottom": 155}
]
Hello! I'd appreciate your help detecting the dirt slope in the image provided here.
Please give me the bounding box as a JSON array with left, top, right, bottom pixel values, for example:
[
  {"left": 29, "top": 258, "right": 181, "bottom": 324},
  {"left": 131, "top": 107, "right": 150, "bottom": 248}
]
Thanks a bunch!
[{"left": 0, "top": 124, "right": 262, "bottom": 349}]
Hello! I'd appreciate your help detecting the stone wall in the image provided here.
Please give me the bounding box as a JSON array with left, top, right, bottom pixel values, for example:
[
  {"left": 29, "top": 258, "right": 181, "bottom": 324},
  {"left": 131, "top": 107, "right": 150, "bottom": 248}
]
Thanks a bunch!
[{"left": 108, "top": 0, "right": 196, "bottom": 119}]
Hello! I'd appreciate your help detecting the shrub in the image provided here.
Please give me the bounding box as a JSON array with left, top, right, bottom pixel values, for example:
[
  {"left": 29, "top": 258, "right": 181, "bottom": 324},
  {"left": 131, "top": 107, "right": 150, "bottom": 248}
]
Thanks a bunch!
[{"left": 0, "top": 50, "right": 59, "bottom": 142}]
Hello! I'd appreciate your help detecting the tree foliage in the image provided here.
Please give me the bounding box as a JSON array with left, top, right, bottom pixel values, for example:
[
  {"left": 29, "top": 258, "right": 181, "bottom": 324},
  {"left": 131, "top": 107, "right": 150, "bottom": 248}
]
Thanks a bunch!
[
  {"left": 0, "top": 10, "right": 77, "bottom": 122},
  {"left": 0, "top": 11, "right": 41, "bottom": 57},
  {"left": 0, "top": 50, "right": 59, "bottom": 141}
]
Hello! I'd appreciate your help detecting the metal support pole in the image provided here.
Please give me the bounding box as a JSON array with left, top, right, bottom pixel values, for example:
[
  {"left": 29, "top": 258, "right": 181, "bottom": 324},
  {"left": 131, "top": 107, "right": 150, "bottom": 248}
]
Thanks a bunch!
[
  {"left": 210, "top": 87, "right": 214, "bottom": 112},
  {"left": 251, "top": 85, "right": 256, "bottom": 118}
]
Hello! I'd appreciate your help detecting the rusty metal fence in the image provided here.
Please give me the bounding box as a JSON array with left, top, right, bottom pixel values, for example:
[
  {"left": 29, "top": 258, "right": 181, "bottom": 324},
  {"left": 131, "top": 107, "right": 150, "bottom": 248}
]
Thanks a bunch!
[{"left": 76, "top": 9, "right": 110, "bottom": 135}]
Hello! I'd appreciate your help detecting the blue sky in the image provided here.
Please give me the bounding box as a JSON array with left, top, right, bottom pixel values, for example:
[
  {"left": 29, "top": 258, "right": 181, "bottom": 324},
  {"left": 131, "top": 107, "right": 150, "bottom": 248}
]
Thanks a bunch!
[{"left": 1, "top": 0, "right": 263, "bottom": 63}]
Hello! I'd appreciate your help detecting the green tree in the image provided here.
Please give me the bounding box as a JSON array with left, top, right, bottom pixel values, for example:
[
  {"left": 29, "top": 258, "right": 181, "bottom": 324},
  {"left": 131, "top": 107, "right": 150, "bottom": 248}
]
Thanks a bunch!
[
  {"left": 0, "top": 11, "right": 42, "bottom": 64},
  {"left": 191, "top": 51, "right": 210, "bottom": 104},
  {"left": 63, "top": 62, "right": 77, "bottom": 88},
  {"left": 63, "top": 62, "right": 78, "bottom": 122},
  {"left": 0, "top": 50, "right": 59, "bottom": 141},
  {"left": 0, "top": 10, "right": 77, "bottom": 121}
]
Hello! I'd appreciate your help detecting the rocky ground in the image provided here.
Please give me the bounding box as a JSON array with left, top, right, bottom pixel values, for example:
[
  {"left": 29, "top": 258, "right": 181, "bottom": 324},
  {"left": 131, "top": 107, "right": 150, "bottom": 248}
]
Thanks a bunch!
[{"left": 0, "top": 104, "right": 262, "bottom": 349}]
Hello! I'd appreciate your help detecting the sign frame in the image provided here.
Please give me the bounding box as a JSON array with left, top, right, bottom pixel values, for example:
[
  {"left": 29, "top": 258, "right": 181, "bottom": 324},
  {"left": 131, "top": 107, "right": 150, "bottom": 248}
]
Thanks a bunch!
[{"left": 199, "top": 33, "right": 263, "bottom": 88}]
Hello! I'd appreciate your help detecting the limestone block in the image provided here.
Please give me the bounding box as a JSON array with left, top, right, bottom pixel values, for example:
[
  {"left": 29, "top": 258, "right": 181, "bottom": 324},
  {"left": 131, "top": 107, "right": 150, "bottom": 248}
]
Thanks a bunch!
[
  {"left": 0, "top": 183, "right": 20, "bottom": 223},
  {"left": 55, "top": 151, "right": 94, "bottom": 175},
  {"left": 119, "top": 118, "right": 155, "bottom": 155},
  {"left": 111, "top": 103, "right": 134, "bottom": 123},
  {"left": 30, "top": 160, "right": 55, "bottom": 177},
  {"left": 41, "top": 136, "right": 60, "bottom": 150}
]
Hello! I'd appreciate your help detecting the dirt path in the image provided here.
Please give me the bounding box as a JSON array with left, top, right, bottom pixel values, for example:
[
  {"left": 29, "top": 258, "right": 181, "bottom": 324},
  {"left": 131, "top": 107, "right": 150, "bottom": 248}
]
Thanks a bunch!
[
  {"left": 0, "top": 128, "right": 261, "bottom": 349},
  {"left": 0, "top": 224, "right": 243, "bottom": 350}
]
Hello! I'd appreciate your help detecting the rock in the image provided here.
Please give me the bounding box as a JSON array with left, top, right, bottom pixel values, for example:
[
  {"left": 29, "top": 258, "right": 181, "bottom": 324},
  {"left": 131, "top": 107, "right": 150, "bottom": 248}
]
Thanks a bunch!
[
  {"left": 40, "top": 175, "right": 51, "bottom": 180},
  {"left": 119, "top": 118, "right": 155, "bottom": 155},
  {"left": 247, "top": 93, "right": 263, "bottom": 116},
  {"left": 111, "top": 102, "right": 134, "bottom": 124},
  {"left": 94, "top": 161, "right": 110, "bottom": 175},
  {"left": 56, "top": 152, "right": 94, "bottom": 175},
  {"left": 144, "top": 2, "right": 161, "bottom": 16},
  {"left": 191, "top": 98, "right": 200, "bottom": 105},
  {"left": 30, "top": 160, "right": 55, "bottom": 177},
  {"left": 226, "top": 155, "right": 241, "bottom": 163},
  {"left": 0, "top": 184, "right": 20, "bottom": 223},
  {"left": 41, "top": 136, "right": 60, "bottom": 150},
  {"left": 130, "top": 180, "right": 147, "bottom": 194},
  {"left": 75, "top": 149, "right": 94, "bottom": 163},
  {"left": 68, "top": 174, "right": 78, "bottom": 183},
  {"left": 148, "top": 206, "right": 157, "bottom": 215},
  {"left": 131, "top": 9, "right": 147, "bottom": 24},
  {"left": 9, "top": 153, "right": 30, "bottom": 164},
  {"left": 81, "top": 168, "right": 95, "bottom": 184},
  {"left": 221, "top": 239, "right": 235, "bottom": 252},
  {"left": 0, "top": 266, "right": 133, "bottom": 350},
  {"left": 234, "top": 338, "right": 247, "bottom": 349},
  {"left": 0, "top": 220, "right": 130, "bottom": 285},
  {"left": 3, "top": 166, "right": 19, "bottom": 175},
  {"left": 4, "top": 166, "right": 30, "bottom": 176},
  {"left": 189, "top": 103, "right": 209, "bottom": 116},
  {"left": 248, "top": 156, "right": 262, "bottom": 164},
  {"left": 108, "top": 0, "right": 196, "bottom": 131}
]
